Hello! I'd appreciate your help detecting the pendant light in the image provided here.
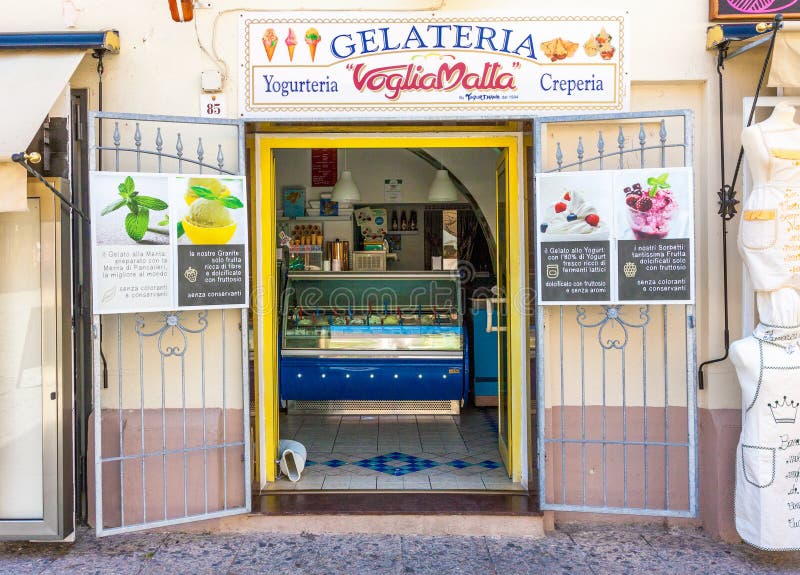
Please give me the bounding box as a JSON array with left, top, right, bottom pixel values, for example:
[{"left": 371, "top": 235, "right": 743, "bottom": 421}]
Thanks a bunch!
[
  {"left": 331, "top": 149, "right": 361, "bottom": 203},
  {"left": 427, "top": 153, "right": 459, "bottom": 202}
]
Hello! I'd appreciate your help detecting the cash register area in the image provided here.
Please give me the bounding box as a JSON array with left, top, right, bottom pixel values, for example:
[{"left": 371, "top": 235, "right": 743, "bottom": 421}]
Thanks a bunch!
[{"left": 270, "top": 148, "right": 516, "bottom": 491}]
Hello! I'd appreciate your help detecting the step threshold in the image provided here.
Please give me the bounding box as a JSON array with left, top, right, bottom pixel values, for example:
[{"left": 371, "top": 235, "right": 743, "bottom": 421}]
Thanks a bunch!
[
  {"left": 252, "top": 491, "right": 541, "bottom": 516},
  {"left": 174, "top": 492, "right": 545, "bottom": 538}
]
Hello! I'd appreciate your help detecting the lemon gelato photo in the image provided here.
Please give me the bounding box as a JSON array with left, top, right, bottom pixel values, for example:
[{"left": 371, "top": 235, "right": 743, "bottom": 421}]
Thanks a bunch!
[{"left": 179, "top": 177, "right": 244, "bottom": 245}]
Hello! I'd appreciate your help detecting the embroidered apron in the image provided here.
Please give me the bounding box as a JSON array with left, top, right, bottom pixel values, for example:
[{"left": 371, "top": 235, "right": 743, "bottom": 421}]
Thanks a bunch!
[
  {"left": 738, "top": 126, "right": 800, "bottom": 293},
  {"left": 735, "top": 325, "right": 800, "bottom": 550}
]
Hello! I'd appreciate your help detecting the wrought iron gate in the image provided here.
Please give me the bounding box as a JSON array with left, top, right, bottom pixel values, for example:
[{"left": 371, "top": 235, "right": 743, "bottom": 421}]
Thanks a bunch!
[
  {"left": 89, "top": 112, "right": 251, "bottom": 535},
  {"left": 534, "top": 111, "right": 698, "bottom": 517}
]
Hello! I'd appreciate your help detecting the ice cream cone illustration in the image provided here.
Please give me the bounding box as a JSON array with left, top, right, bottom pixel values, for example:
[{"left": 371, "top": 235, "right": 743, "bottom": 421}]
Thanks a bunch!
[
  {"left": 286, "top": 28, "right": 297, "bottom": 61},
  {"left": 262, "top": 28, "right": 278, "bottom": 62},
  {"left": 305, "top": 27, "right": 320, "bottom": 62}
]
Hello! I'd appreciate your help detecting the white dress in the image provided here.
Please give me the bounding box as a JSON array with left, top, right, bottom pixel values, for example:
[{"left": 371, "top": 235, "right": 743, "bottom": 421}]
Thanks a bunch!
[{"left": 735, "top": 324, "right": 800, "bottom": 550}]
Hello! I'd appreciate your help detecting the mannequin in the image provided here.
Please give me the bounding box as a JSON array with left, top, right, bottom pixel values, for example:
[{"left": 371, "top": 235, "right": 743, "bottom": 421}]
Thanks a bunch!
[
  {"left": 741, "top": 101, "right": 799, "bottom": 188},
  {"left": 733, "top": 102, "right": 800, "bottom": 550},
  {"left": 738, "top": 101, "right": 800, "bottom": 297}
]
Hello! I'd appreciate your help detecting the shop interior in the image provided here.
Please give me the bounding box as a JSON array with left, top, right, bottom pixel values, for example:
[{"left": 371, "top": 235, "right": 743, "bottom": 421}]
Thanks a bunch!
[{"left": 264, "top": 144, "right": 521, "bottom": 491}]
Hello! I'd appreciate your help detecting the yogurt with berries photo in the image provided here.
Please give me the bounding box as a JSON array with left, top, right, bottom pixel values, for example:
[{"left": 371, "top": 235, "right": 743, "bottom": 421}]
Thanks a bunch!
[
  {"left": 624, "top": 173, "right": 677, "bottom": 239},
  {"left": 539, "top": 190, "right": 606, "bottom": 237}
]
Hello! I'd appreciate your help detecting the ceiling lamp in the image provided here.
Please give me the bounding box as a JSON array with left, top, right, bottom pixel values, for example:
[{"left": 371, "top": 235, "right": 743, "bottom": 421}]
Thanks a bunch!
[
  {"left": 427, "top": 169, "right": 459, "bottom": 202},
  {"left": 331, "top": 150, "right": 361, "bottom": 203}
]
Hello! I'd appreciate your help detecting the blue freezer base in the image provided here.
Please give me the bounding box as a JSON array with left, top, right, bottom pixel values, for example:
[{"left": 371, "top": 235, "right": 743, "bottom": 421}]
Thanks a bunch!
[{"left": 280, "top": 357, "right": 468, "bottom": 403}]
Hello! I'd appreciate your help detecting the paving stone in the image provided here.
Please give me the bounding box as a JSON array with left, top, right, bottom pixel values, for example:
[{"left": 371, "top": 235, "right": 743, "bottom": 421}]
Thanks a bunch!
[
  {"left": 305, "top": 534, "right": 403, "bottom": 575},
  {"left": 0, "top": 540, "right": 69, "bottom": 575},
  {"left": 567, "top": 526, "right": 672, "bottom": 574},
  {"left": 486, "top": 537, "right": 592, "bottom": 575},
  {"left": 401, "top": 535, "right": 497, "bottom": 575},
  {"left": 138, "top": 532, "right": 240, "bottom": 575},
  {"left": 227, "top": 534, "right": 318, "bottom": 575}
]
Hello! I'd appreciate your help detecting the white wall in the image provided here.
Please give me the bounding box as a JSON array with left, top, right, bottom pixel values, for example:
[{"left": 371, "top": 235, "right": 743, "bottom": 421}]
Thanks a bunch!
[{"left": 0, "top": 1, "right": 761, "bottom": 411}]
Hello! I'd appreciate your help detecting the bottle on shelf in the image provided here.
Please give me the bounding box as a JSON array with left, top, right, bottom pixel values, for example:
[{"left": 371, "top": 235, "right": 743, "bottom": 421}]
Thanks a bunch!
[
  {"left": 409, "top": 210, "right": 417, "bottom": 231},
  {"left": 391, "top": 210, "right": 399, "bottom": 231},
  {"left": 400, "top": 210, "right": 408, "bottom": 231}
]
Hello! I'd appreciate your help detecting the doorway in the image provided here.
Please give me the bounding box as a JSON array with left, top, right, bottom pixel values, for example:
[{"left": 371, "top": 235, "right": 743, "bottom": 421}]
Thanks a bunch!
[{"left": 252, "top": 130, "right": 529, "bottom": 491}]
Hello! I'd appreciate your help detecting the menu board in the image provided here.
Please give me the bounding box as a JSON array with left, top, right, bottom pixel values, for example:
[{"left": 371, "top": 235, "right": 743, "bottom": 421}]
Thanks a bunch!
[
  {"left": 311, "top": 148, "right": 338, "bottom": 187},
  {"left": 90, "top": 172, "right": 249, "bottom": 314},
  {"left": 536, "top": 167, "right": 694, "bottom": 305}
]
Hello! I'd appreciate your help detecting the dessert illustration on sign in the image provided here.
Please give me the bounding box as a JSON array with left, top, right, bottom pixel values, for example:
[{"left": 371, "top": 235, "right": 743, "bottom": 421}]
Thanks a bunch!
[
  {"left": 286, "top": 28, "right": 297, "bottom": 61},
  {"left": 539, "top": 191, "right": 606, "bottom": 235},
  {"left": 583, "top": 35, "right": 599, "bottom": 57},
  {"left": 624, "top": 173, "right": 677, "bottom": 239},
  {"left": 540, "top": 37, "right": 579, "bottom": 62},
  {"left": 305, "top": 27, "right": 321, "bottom": 62},
  {"left": 262, "top": 28, "right": 278, "bottom": 62},
  {"left": 584, "top": 26, "right": 615, "bottom": 60}
]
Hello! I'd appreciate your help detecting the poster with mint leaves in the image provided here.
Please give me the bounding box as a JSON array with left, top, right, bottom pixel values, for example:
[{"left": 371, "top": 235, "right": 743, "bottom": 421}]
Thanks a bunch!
[
  {"left": 90, "top": 171, "right": 249, "bottom": 315},
  {"left": 96, "top": 175, "right": 171, "bottom": 245}
]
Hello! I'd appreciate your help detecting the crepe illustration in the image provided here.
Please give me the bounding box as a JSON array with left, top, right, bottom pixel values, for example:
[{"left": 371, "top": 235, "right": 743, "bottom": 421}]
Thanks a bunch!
[
  {"left": 262, "top": 28, "right": 278, "bottom": 62},
  {"left": 305, "top": 27, "right": 321, "bottom": 62},
  {"left": 584, "top": 26, "right": 615, "bottom": 60},
  {"left": 583, "top": 35, "right": 599, "bottom": 57},
  {"left": 540, "top": 37, "right": 579, "bottom": 62}
]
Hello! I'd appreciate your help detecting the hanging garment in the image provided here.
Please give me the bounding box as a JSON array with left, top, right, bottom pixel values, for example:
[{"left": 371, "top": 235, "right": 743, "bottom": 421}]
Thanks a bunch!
[
  {"left": 738, "top": 125, "right": 800, "bottom": 294},
  {"left": 735, "top": 324, "right": 800, "bottom": 550}
]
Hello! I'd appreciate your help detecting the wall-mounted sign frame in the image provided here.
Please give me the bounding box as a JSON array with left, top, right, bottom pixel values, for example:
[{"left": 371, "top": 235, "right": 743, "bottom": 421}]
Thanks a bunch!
[
  {"left": 90, "top": 171, "right": 249, "bottom": 314},
  {"left": 536, "top": 167, "right": 694, "bottom": 305},
  {"left": 710, "top": 0, "right": 800, "bottom": 20},
  {"left": 240, "top": 12, "right": 628, "bottom": 119}
]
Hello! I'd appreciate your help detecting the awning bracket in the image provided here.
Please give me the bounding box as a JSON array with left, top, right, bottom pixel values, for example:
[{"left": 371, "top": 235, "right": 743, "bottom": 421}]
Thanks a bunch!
[
  {"left": 698, "top": 14, "right": 783, "bottom": 390},
  {"left": 11, "top": 152, "right": 90, "bottom": 223}
]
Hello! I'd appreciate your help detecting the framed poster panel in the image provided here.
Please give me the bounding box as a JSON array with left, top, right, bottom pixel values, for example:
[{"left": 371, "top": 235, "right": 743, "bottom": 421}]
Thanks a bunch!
[{"left": 710, "top": 0, "right": 800, "bottom": 21}]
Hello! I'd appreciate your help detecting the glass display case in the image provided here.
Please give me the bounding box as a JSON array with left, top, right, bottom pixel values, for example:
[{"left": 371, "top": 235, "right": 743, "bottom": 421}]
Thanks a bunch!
[
  {"left": 282, "top": 272, "right": 463, "bottom": 353},
  {"left": 279, "top": 272, "right": 468, "bottom": 412}
]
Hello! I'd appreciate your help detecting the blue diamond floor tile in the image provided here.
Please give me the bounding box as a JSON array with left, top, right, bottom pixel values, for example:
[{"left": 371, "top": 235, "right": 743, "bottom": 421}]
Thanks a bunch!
[
  {"left": 354, "top": 452, "right": 440, "bottom": 477},
  {"left": 446, "top": 459, "right": 473, "bottom": 469},
  {"left": 477, "top": 460, "right": 501, "bottom": 469}
]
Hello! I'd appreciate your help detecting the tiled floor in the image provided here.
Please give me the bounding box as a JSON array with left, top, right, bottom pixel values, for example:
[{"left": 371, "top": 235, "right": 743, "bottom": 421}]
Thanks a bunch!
[{"left": 268, "top": 407, "right": 521, "bottom": 491}]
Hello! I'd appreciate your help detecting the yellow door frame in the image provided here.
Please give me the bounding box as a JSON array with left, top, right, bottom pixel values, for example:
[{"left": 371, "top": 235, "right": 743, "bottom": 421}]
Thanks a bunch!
[{"left": 253, "top": 131, "right": 529, "bottom": 487}]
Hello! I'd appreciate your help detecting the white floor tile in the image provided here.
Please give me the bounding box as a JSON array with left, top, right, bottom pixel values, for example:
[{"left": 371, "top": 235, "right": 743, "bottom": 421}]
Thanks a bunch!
[
  {"left": 321, "top": 476, "right": 351, "bottom": 489},
  {"left": 348, "top": 476, "right": 378, "bottom": 490},
  {"left": 376, "top": 477, "right": 404, "bottom": 489}
]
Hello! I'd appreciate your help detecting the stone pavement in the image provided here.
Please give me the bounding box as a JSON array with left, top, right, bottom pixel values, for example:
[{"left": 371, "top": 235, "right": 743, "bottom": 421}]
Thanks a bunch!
[{"left": 1, "top": 523, "right": 800, "bottom": 574}]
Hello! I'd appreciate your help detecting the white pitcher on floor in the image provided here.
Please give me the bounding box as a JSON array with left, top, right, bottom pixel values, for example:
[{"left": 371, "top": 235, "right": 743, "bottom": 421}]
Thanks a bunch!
[{"left": 278, "top": 439, "right": 307, "bottom": 482}]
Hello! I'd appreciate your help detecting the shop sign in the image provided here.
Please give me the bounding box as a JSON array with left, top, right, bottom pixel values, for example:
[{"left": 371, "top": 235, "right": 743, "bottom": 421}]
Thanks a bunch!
[
  {"left": 90, "top": 172, "right": 249, "bottom": 314},
  {"left": 535, "top": 167, "right": 694, "bottom": 305},
  {"left": 240, "top": 13, "right": 627, "bottom": 119},
  {"left": 710, "top": 0, "right": 800, "bottom": 20}
]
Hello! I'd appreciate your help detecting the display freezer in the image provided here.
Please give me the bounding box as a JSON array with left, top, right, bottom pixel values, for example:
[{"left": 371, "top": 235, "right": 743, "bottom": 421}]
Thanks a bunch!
[{"left": 279, "top": 272, "right": 468, "bottom": 413}]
